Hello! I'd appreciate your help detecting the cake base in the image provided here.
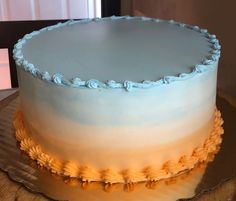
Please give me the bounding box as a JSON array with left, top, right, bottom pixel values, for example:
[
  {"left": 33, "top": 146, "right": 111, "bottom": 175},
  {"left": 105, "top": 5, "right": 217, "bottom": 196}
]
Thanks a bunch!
[
  {"left": 1, "top": 95, "right": 236, "bottom": 201},
  {"left": 13, "top": 108, "right": 224, "bottom": 184}
]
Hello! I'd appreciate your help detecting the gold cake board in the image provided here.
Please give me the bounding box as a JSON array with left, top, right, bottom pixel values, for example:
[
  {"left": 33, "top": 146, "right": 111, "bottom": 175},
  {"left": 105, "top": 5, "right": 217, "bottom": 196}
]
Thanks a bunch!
[{"left": 0, "top": 96, "right": 236, "bottom": 201}]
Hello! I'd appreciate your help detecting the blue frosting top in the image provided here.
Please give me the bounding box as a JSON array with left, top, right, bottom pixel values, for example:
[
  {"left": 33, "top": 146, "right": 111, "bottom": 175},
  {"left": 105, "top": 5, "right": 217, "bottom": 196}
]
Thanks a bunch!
[{"left": 13, "top": 16, "right": 221, "bottom": 91}]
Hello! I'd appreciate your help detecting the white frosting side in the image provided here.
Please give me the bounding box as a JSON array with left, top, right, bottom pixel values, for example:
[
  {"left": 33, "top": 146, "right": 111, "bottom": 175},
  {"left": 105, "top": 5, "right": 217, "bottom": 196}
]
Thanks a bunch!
[
  {"left": 15, "top": 17, "right": 220, "bottom": 172},
  {"left": 17, "top": 63, "right": 217, "bottom": 169}
]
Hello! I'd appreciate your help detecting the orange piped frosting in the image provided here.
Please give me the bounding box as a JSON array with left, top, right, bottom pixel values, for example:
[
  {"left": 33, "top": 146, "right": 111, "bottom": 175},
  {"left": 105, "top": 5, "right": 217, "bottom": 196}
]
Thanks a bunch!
[
  {"left": 179, "top": 155, "right": 198, "bottom": 170},
  {"left": 37, "top": 153, "right": 50, "bottom": 167},
  {"left": 28, "top": 145, "right": 42, "bottom": 160},
  {"left": 64, "top": 162, "right": 79, "bottom": 177},
  {"left": 13, "top": 108, "right": 224, "bottom": 184},
  {"left": 20, "top": 138, "right": 35, "bottom": 152},
  {"left": 80, "top": 166, "right": 101, "bottom": 182},
  {"left": 101, "top": 169, "right": 124, "bottom": 183},
  {"left": 192, "top": 146, "right": 208, "bottom": 162},
  {"left": 163, "top": 160, "right": 184, "bottom": 175},
  {"left": 144, "top": 166, "right": 170, "bottom": 181},
  {"left": 15, "top": 128, "right": 27, "bottom": 141},
  {"left": 122, "top": 169, "right": 146, "bottom": 183},
  {"left": 50, "top": 159, "right": 63, "bottom": 174}
]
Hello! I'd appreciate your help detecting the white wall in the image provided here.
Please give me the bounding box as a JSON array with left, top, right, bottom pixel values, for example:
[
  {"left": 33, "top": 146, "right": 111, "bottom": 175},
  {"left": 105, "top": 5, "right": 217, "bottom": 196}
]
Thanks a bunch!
[
  {"left": 0, "top": 0, "right": 101, "bottom": 21},
  {"left": 0, "top": 0, "right": 101, "bottom": 89},
  {"left": 0, "top": 49, "right": 10, "bottom": 90}
]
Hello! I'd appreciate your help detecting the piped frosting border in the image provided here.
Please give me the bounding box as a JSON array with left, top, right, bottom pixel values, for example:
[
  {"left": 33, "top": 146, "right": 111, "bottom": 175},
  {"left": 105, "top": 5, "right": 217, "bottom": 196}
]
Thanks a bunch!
[
  {"left": 13, "top": 16, "right": 221, "bottom": 91},
  {"left": 63, "top": 161, "right": 207, "bottom": 192},
  {"left": 13, "top": 108, "right": 224, "bottom": 184}
]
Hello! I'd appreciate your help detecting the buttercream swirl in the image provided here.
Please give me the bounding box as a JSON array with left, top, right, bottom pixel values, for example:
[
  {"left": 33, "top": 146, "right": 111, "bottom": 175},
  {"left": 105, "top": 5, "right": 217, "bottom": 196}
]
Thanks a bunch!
[
  {"left": 106, "top": 80, "right": 123, "bottom": 89},
  {"left": 71, "top": 77, "right": 86, "bottom": 87},
  {"left": 162, "top": 160, "right": 184, "bottom": 175},
  {"left": 41, "top": 71, "right": 51, "bottom": 81},
  {"left": 37, "top": 152, "right": 50, "bottom": 167},
  {"left": 122, "top": 169, "right": 146, "bottom": 183},
  {"left": 13, "top": 108, "right": 224, "bottom": 184},
  {"left": 52, "top": 73, "right": 64, "bottom": 85},
  {"left": 86, "top": 79, "right": 105, "bottom": 89},
  {"left": 192, "top": 147, "right": 208, "bottom": 162},
  {"left": 143, "top": 167, "right": 169, "bottom": 181},
  {"left": 28, "top": 145, "right": 42, "bottom": 160},
  {"left": 64, "top": 162, "right": 79, "bottom": 177},
  {"left": 101, "top": 169, "right": 124, "bottom": 183},
  {"left": 179, "top": 155, "right": 198, "bottom": 169},
  {"left": 79, "top": 166, "right": 101, "bottom": 182},
  {"left": 13, "top": 16, "right": 221, "bottom": 92},
  {"left": 15, "top": 129, "right": 27, "bottom": 141},
  {"left": 204, "top": 138, "right": 217, "bottom": 153},
  {"left": 123, "top": 81, "right": 134, "bottom": 92},
  {"left": 64, "top": 163, "right": 207, "bottom": 192},
  {"left": 20, "top": 138, "right": 34, "bottom": 152},
  {"left": 50, "top": 159, "right": 63, "bottom": 174}
]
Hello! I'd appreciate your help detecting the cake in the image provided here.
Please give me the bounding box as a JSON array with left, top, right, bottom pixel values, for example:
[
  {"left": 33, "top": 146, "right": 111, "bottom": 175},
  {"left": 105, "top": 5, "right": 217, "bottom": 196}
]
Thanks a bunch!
[
  {"left": 59, "top": 162, "right": 208, "bottom": 200},
  {"left": 13, "top": 16, "right": 223, "bottom": 184}
]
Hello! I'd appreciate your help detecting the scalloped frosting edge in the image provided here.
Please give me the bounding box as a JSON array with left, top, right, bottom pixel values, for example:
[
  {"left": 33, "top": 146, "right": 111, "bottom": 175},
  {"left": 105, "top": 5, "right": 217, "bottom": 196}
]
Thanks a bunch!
[
  {"left": 13, "top": 108, "right": 224, "bottom": 184},
  {"left": 62, "top": 162, "right": 207, "bottom": 192},
  {"left": 13, "top": 16, "right": 221, "bottom": 91}
]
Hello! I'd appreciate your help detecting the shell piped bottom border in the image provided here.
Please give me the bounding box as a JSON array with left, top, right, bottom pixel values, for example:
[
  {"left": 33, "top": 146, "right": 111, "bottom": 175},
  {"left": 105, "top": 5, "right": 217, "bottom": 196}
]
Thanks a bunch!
[{"left": 13, "top": 109, "right": 224, "bottom": 184}]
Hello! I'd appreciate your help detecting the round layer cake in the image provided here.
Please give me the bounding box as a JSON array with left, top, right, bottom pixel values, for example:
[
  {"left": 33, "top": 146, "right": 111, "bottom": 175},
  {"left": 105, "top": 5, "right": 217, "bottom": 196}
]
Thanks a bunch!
[{"left": 13, "top": 16, "right": 223, "bottom": 183}]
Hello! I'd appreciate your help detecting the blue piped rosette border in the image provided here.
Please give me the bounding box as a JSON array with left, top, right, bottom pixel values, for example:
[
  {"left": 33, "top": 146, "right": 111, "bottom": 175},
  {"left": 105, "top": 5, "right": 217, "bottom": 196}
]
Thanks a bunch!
[{"left": 13, "top": 16, "right": 221, "bottom": 92}]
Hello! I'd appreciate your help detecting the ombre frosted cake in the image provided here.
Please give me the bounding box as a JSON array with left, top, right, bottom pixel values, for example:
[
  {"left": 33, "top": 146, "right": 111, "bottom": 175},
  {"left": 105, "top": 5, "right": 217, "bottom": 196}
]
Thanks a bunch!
[{"left": 13, "top": 16, "right": 223, "bottom": 184}]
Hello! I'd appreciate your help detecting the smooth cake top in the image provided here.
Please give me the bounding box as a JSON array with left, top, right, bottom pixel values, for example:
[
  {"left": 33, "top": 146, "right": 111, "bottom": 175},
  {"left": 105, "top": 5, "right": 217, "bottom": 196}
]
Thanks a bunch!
[{"left": 13, "top": 16, "right": 221, "bottom": 91}]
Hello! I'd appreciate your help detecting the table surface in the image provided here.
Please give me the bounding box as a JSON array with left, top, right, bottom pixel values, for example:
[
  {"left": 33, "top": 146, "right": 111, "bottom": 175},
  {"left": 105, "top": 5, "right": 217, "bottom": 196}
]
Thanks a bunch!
[{"left": 0, "top": 89, "right": 236, "bottom": 201}]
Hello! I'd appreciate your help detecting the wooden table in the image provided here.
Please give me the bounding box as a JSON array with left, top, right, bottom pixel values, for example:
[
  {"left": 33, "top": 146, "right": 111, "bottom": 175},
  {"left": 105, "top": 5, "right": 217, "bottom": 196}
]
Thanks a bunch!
[{"left": 0, "top": 89, "right": 235, "bottom": 201}]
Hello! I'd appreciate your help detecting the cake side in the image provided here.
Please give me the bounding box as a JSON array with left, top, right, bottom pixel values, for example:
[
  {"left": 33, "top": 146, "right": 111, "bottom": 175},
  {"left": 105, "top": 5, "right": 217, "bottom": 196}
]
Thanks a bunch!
[
  {"left": 16, "top": 62, "right": 218, "bottom": 171},
  {"left": 13, "top": 16, "right": 222, "bottom": 183},
  {"left": 14, "top": 107, "right": 223, "bottom": 183}
]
